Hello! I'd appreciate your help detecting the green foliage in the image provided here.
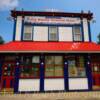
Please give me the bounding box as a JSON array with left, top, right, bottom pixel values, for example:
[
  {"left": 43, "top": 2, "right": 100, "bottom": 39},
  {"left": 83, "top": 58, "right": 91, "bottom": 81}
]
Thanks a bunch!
[
  {"left": 97, "top": 33, "right": 100, "bottom": 44},
  {"left": 0, "top": 36, "right": 5, "bottom": 44}
]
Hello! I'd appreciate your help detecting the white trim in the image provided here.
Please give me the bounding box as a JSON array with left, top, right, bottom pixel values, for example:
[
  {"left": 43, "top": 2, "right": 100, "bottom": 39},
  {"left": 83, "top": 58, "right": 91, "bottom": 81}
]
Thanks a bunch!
[
  {"left": 69, "top": 78, "right": 88, "bottom": 90},
  {"left": 15, "top": 16, "right": 22, "bottom": 41},
  {"left": 44, "top": 78, "right": 64, "bottom": 91},
  {"left": 18, "top": 79, "right": 40, "bottom": 91}
]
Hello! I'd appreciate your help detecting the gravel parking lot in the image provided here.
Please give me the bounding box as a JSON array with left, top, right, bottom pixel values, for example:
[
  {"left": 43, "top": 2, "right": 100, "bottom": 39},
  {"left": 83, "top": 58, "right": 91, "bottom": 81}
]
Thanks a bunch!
[{"left": 0, "top": 92, "right": 100, "bottom": 100}]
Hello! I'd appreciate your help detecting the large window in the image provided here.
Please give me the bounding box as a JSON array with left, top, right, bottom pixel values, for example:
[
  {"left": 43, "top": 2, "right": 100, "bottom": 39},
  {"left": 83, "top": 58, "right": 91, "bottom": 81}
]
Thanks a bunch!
[
  {"left": 23, "top": 25, "right": 33, "bottom": 40},
  {"left": 45, "top": 56, "right": 63, "bottom": 78},
  {"left": 20, "top": 56, "right": 40, "bottom": 78},
  {"left": 49, "top": 26, "right": 58, "bottom": 41},
  {"left": 73, "top": 26, "right": 82, "bottom": 41},
  {"left": 68, "top": 55, "right": 86, "bottom": 77}
]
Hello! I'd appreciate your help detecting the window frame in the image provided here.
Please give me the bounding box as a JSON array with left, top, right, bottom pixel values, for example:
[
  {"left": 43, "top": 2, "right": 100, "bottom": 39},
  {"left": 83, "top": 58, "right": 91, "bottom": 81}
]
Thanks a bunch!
[
  {"left": 45, "top": 56, "right": 64, "bottom": 78},
  {"left": 48, "top": 26, "right": 59, "bottom": 41},
  {"left": 68, "top": 55, "right": 86, "bottom": 78},
  {"left": 20, "top": 55, "right": 40, "bottom": 79},
  {"left": 73, "top": 26, "right": 82, "bottom": 42},
  {"left": 23, "top": 25, "right": 33, "bottom": 41}
]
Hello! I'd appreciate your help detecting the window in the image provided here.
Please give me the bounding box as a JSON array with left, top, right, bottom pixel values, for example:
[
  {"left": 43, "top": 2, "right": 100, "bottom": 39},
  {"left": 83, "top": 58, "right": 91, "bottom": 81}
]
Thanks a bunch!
[
  {"left": 23, "top": 25, "right": 33, "bottom": 40},
  {"left": 3, "top": 56, "right": 16, "bottom": 76},
  {"left": 45, "top": 56, "right": 63, "bottom": 78},
  {"left": 49, "top": 26, "right": 58, "bottom": 41},
  {"left": 20, "top": 56, "right": 40, "bottom": 78},
  {"left": 73, "top": 26, "right": 82, "bottom": 41},
  {"left": 91, "top": 55, "right": 100, "bottom": 73},
  {"left": 68, "top": 56, "right": 86, "bottom": 77}
]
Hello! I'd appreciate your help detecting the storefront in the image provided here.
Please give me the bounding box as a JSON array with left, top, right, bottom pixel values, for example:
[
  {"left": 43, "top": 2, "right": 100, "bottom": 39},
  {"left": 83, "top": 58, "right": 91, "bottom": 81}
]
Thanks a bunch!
[
  {"left": 0, "top": 10, "right": 100, "bottom": 93},
  {"left": 0, "top": 53, "right": 95, "bottom": 93}
]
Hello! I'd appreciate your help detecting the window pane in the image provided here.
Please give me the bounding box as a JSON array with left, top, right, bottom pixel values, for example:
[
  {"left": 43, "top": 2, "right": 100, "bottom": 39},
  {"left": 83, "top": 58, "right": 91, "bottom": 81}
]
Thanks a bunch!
[
  {"left": 55, "top": 65, "right": 63, "bottom": 76},
  {"left": 45, "top": 56, "right": 63, "bottom": 78},
  {"left": 45, "top": 56, "right": 54, "bottom": 64},
  {"left": 49, "top": 27, "right": 57, "bottom": 34},
  {"left": 20, "top": 56, "right": 40, "bottom": 78},
  {"left": 74, "top": 27, "right": 81, "bottom": 34},
  {"left": 55, "top": 56, "right": 63, "bottom": 64},
  {"left": 32, "top": 56, "right": 40, "bottom": 63},
  {"left": 68, "top": 56, "right": 86, "bottom": 77},
  {"left": 73, "top": 27, "right": 82, "bottom": 41},
  {"left": 49, "top": 27, "right": 58, "bottom": 41},
  {"left": 23, "top": 26, "right": 32, "bottom": 40}
]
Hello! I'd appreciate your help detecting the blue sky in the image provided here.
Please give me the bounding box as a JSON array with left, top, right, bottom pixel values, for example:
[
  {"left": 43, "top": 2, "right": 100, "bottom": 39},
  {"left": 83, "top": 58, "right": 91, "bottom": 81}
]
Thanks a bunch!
[{"left": 0, "top": 0, "right": 100, "bottom": 42}]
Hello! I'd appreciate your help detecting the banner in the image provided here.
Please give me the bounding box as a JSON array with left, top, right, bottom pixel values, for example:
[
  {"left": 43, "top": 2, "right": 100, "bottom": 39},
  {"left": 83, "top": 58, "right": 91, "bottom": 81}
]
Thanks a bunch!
[{"left": 24, "top": 16, "right": 81, "bottom": 25}]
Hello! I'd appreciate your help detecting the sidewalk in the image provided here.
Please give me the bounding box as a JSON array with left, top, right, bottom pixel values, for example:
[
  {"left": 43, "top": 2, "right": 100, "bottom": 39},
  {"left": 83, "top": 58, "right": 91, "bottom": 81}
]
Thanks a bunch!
[{"left": 0, "top": 91, "right": 100, "bottom": 100}]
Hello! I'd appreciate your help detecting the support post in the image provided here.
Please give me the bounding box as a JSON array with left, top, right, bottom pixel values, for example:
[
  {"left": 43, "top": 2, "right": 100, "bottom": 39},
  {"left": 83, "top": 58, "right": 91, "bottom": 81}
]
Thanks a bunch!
[
  {"left": 13, "top": 18, "right": 17, "bottom": 41},
  {"left": 40, "top": 54, "right": 45, "bottom": 92},
  {"left": 14, "top": 56, "right": 20, "bottom": 93},
  {"left": 85, "top": 54, "right": 93, "bottom": 90},
  {"left": 64, "top": 55, "right": 68, "bottom": 91}
]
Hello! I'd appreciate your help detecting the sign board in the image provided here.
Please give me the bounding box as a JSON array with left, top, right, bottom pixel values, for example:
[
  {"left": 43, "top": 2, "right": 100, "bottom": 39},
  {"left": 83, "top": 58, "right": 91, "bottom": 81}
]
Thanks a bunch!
[{"left": 24, "top": 16, "right": 81, "bottom": 25}]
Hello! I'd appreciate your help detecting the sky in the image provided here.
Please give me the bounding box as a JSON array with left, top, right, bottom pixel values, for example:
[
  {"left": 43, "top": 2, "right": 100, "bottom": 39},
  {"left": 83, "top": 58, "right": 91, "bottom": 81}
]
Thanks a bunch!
[{"left": 0, "top": 0, "right": 100, "bottom": 42}]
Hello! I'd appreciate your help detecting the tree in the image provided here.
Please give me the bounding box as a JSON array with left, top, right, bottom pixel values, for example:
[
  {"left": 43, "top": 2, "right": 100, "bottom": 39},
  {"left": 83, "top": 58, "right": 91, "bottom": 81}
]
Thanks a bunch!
[
  {"left": 0, "top": 36, "right": 5, "bottom": 44},
  {"left": 97, "top": 33, "right": 100, "bottom": 44}
]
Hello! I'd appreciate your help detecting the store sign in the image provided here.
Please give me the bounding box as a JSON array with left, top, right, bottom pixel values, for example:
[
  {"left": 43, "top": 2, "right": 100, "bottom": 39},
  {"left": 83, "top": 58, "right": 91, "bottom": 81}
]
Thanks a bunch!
[{"left": 24, "top": 16, "right": 81, "bottom": 25}]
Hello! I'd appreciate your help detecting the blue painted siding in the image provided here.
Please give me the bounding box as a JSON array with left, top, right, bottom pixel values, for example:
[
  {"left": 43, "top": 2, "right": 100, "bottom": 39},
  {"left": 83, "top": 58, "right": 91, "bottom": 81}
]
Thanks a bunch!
[
  {"left": 24, "top": 22, "right": 81, "bottom": 27},
  {"left": 21, "top": 18, "right": 24, "bottom": 41},
  {"left": 13, "top": 18, "right": 17, "bottom": 41},
  {"left": 81, "top": 20, "right": 84, "bottom": 42}
]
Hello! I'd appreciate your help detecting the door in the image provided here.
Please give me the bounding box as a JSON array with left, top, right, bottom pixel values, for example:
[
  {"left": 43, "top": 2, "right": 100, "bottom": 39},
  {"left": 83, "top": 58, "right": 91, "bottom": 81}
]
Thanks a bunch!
[
  {"left": 1, "top": 56, "right": 16, "bottom": 92},
  {"left": 91, "top": 62, "right": 100, "bottom": 90},
  {"left": 91, "top": 55, "right": 100, "bottom": 90}
]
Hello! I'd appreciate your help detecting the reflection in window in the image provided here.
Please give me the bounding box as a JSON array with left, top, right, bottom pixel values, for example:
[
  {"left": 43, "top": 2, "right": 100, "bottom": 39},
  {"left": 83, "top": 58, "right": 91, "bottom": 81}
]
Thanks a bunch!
[
  {"left": 20, "top": 56, "right": 40, "bottom": 78},
  {"left": 68, "top": 56, "right": 86, "bottom": 77},
  {"left": 45, "top": 56, "right": 63, "bottom": 78}
]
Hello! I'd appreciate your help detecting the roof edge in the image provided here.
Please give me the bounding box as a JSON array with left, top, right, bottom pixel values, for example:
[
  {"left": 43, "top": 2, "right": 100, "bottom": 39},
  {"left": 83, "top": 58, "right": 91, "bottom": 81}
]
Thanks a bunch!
[{"left": 11, "top": 10, "right": 93, "bottom": 20}]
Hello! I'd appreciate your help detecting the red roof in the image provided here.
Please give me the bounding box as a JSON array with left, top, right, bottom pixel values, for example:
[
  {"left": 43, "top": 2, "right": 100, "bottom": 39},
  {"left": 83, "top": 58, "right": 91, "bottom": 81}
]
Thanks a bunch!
[{"left": 0, "top": 41, "right": 100, "bottom": 53}]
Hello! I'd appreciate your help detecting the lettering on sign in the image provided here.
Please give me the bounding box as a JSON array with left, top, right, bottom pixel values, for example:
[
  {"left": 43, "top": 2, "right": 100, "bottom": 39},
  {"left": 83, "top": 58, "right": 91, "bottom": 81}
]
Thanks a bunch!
[{"left": 24, "top": 16, "right": 81, "bottom": 25}]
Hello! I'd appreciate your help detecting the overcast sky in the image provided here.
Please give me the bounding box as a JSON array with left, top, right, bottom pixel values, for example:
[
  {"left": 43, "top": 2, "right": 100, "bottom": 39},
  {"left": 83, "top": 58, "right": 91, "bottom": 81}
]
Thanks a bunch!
[{"left": 0, "top": 0, "right": 100, "bottom": 42}]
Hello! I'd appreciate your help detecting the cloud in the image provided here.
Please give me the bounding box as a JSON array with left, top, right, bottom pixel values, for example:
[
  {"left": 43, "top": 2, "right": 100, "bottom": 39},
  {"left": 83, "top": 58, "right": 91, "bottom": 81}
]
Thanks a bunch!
[{"left": 0, "top": 0, "right": 19, "bottom": 10}]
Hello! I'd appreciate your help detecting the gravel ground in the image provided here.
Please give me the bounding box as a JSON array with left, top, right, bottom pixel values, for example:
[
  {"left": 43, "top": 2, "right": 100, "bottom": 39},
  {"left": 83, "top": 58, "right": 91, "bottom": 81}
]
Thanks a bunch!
[{"left": 0, "top": 92, "right": 100, "bottom": 100}]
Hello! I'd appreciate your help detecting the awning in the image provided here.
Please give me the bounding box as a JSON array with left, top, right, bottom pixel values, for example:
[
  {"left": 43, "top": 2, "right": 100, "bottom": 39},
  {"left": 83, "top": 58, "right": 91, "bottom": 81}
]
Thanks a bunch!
[{"left": 0, "top": 41, "right": 100, "bottom": 53}]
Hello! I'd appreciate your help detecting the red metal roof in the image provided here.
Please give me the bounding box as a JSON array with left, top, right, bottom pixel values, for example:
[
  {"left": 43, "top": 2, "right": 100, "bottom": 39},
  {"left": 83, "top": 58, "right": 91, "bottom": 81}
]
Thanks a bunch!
[{"left": 0, "top": 41, "right": 100, "bottom": 53}]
